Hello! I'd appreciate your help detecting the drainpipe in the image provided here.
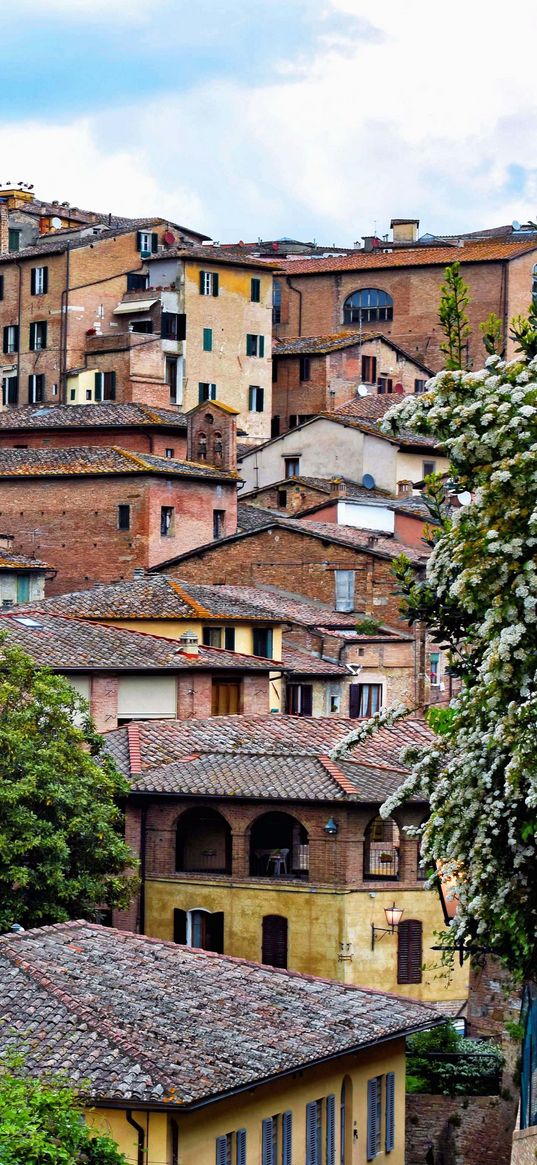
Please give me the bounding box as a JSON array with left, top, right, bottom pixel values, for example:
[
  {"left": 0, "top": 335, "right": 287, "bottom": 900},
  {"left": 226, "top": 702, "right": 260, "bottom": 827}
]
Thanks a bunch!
[
  {"left": 126, "top": 1110, "right": 145, "bottom": 1165},
  {"left": 59, "top": 245, "right": 71, "bottom": 402},
  {"left": 16, "top": 261, "right": 22, "bottom": 398},
  {"left": 285, "top": 276, "right": 303, "bottom": 335},
  {"left": 139, "top": 804, "right": 147, "bottom": 934}
]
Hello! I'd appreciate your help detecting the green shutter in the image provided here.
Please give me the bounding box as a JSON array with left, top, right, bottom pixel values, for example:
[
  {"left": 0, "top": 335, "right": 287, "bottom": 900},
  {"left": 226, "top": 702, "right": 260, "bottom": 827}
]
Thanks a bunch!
[
  {"left": 203, "top": 327, "right": 213, "bottom": 352},
  {"left": 29, "top": 323, "right": 36, "bottom": 351},
  {"left": 259, "top": 335, "right": 265, "bottom": 357},
  {"left": 212, "top": 272, "right": 219, "bottom": 296},
  {"left": 94, "top": 372, "right": 103, "bottom": 402},
  {"left": 151, "top": 232, "right": 159, "bottom": 252},
  {"left": 200, "top": 270, "right": 206, "bottom": 293}
]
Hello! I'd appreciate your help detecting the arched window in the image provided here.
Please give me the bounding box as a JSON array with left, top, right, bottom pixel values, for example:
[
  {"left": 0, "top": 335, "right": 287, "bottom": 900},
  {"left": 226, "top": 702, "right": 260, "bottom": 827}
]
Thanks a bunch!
[
  {"left": 364, "top": 814, "right": 400, "bottom": 879},
  {"left": 249, "top": 811, "right": 309, "bottom": 879},
  {"left": 197, "top": 431, "right": 207, "bottom": 460},
  {"left": 262, "top": 914, "right": 288, "bottom": 967},
  {"left": 340, "top": 1076, "right": 353, "bottom": 1165},
  {"left": 343, "top": 288, "right": 393, "bottom": 325},
  {"left": 175, "top": 807, "right": 232, "bottom": 874},
  {"left": 212, "top": 431, "right": 223, "bottom": 462},
  {"left": 397, "top": 918, "right": 423, "bottom": 983}
]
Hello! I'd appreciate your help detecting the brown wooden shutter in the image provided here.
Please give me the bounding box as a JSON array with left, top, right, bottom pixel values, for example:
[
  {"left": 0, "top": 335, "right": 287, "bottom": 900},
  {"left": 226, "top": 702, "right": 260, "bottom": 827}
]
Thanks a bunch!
[
  {"left": 173, "top": 908, "right": 187, "bottom": 944},
  {"left": 262, "top": 914, "right": 288, "bottom": 968},
  {"left": 397, "top": 919, "right": 422, "bottom": 983},
  {"left": 349, "top": 684, "right": 360, "bottom": 718}
]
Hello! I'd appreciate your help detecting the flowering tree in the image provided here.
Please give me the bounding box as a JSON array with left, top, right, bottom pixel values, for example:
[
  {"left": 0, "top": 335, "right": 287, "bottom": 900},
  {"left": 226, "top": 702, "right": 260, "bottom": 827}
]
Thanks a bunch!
[{"left": 339, "top": 347, "right": 537, "bottom": 980}]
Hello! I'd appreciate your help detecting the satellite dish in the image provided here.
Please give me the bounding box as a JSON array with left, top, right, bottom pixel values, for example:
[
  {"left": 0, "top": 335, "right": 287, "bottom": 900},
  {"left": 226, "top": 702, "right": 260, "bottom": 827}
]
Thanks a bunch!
[
  {"left": 512, "top": 220, "right": 521, "bottom": 231},
  {"left": 456, "top": 491, "right": 472, "bottom": 506},
  {"left": 357, "top": 384, "right": 369, "bottom": 398},
  {"left": 51, "top": 216, "right": 62, "bottom": 229},
  {"left": 362, "top": 473, "right": 376, "bottom": 490},
  {"left": 163, "top": 229, "right": 176, "bottom": 246}
]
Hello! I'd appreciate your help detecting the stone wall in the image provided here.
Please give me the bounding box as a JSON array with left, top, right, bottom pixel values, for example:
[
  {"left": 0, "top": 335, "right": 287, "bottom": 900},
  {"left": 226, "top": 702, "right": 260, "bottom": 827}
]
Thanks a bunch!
[{"left": 406, "top": 1092, "right": 517, "bottom": 1165}]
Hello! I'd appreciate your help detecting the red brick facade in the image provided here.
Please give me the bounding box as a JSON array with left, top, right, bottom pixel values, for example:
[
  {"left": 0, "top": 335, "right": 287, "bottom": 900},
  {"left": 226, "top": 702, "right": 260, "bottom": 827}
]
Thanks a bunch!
[
  {"left": 82, "top": 670, "right": 270, "bottom": 733},
  {"left": 0, "top": 424, "right": 187, "bottom": 458}
]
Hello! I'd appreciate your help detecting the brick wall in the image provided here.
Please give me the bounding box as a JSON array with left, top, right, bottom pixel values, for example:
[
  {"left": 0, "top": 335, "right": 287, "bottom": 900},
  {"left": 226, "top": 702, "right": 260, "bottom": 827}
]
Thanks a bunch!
[
  {"left": 406, "top": 1093, "right": 517, "bottom": 1165},
  {"left": 164, "top": 527, "right": 410, "bottom": 629},
  {"left": 0, "top": 471, "right": 236, "bottom": 593},
  {"left": 0, "top": 426, "right": 187, "bottom": 458}
]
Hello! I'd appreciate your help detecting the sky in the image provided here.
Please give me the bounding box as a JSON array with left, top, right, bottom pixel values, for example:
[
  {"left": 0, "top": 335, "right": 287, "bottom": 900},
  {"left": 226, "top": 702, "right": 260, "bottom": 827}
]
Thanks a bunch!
[{"left": 1, "top": 0, "right": 537, "bottom": 244}]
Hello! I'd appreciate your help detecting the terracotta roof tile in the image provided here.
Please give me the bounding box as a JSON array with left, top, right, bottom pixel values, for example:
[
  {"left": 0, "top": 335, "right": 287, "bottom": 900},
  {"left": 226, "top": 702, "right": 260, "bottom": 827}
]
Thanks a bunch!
[
  {"left": 273, "top": 332, "right": 432, "bottom": 373},
  {"left": 282, "top": 647, "right": 347, "bottom": 675},
  {"left": 0, "top": 446, "right": 235, "bottom": 481},
  {"left": 0, "top": 922, "right": 440, "bottom": 1106},
  {"left": 276, "top": 240, "right": 537, "bottom": 275},
  {"left": 0, "top": 403, "right": 188, "bottom": 432}
]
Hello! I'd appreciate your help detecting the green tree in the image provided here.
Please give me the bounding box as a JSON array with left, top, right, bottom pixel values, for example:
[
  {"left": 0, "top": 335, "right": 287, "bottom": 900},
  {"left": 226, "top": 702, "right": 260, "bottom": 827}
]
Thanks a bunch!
[
  {"left": 0, "top": 1058, "right": 127, "bottom": 1164},
  {"left": 0, "top": 637, "right": 136, "bottom": 931},
  {"left": 510, "top": 301, "right": 537, "bottom": 359},
  {"left": 438, "top": 261, "right": 472, "bottom": 370},
  {"left": 479, "top": 311, "right": 504, "bottom": 356}
]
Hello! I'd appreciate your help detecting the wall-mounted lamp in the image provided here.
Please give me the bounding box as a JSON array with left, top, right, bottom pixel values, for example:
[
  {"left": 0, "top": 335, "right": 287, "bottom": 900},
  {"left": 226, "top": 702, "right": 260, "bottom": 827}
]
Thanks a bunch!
[
  {"left": 371, "top": 903, "right": 403, "bottom": 950},
  {"left": 324, "top": 816, "right": 338, "bottom": 836}
]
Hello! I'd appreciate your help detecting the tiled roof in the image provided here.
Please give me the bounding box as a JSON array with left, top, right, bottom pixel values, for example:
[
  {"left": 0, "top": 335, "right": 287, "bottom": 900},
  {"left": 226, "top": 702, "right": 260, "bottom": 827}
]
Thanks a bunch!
[
  {"left": 282, "top": 647, "right": 347, "bottom": 675},
  {"left": 275, "top": 240, "right": 537, "bottom": 276},
  {"left": 131, "top": 752, "right": 353, "bottom": 799},
  {"left": 0, "top": 219, "right": 209, "bottom": 265},
  {"left": 206, "top": 584, "right": 411, "bottom": 634},
  {"left": 243, "top": 477, "right": 433, "bottom": 520},
  {"left": 153, "top": 518, "right": 429, "bottom": 573},
  {"left": 0, "top": 446, "right": 236, "bottom": 481},
  {"left": 0, "top": 922, "right": 440, "bottom": 1106},
  {"left": 0, "top": 613, "right": 273, "bottom": 671},
  {"left": 336, "top": 395, "right": 416, "bottom": 421},
  {"left": 273, "top": 332, "right": 433, "bottom": 373},
  {"left": 238, "top": 411, "right": 439, "bottom": 452},
  {"left": 0, "top": 550, "right": 51, "bottom": 570},
  {"left": 21, "top": 575, "right": 284, "bottom": 623},
  {"left": 237, "top": 502, "right": 284, "bottom": 529},
  {"left": 150, "top": 244, "right": 279, "bottom": 271},
  {"left": 0, "top": 403, "right": 188, "bottom": 431}
]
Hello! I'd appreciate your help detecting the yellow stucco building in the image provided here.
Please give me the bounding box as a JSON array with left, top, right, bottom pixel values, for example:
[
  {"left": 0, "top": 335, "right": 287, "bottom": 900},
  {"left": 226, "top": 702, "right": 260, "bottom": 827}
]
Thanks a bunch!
[{"left": 0, "top": 921, "right": 442, "bottom": 1165}]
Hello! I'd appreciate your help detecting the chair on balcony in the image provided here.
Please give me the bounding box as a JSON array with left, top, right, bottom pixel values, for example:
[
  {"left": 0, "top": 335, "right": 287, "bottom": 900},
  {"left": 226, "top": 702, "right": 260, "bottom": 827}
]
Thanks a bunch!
[{"left": 266, "top": 848, "right": 289, "bottom": 877}]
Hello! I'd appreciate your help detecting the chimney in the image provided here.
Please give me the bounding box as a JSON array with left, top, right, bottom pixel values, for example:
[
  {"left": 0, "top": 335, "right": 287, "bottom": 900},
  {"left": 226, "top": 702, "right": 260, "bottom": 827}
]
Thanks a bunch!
[
  {"left": 0, "top": 200, "right": 9, "bottom": 256},
  {"left": 390, "top": 218, "right": 419, "bottom": 245},
  {"left": 176, "top": 631, "right": 199, "bottom": 659},
  {"left": 329, "top": 477, "right": 346, "bottom": 497},
  {"left": 0, "top": 533, "right": 14, "bottom": 551}
]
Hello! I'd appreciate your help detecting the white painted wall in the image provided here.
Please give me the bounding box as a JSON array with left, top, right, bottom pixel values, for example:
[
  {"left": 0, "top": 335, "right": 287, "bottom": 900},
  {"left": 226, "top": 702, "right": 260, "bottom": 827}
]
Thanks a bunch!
[{"left": 336, "top": 500, "right": 395, "bottom": 533}]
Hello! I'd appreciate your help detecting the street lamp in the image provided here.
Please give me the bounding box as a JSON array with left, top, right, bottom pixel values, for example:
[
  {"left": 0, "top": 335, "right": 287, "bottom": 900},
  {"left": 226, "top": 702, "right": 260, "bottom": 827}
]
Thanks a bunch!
[{"left": 371, "top": 903, "right": 403, "bottom": 951}]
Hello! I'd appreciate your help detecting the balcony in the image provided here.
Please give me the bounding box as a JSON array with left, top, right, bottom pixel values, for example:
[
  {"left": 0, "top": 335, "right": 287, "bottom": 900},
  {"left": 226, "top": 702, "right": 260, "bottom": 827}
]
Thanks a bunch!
[{"left": 249, "top": 811, "right": 309, "bottom": 880}]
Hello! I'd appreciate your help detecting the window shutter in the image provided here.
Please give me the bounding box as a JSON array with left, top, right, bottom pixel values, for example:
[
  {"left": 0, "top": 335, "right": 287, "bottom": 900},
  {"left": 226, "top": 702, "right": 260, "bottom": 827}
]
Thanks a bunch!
[
  {"left": 306, "top": 1101, "right": 319, "bottom": 1165},
  {"left": 30, "top": 268, "right": 36, "bottom": 295},
  {"left": 177, "top": 313, "right": 186, "bottom": 341},
  {"left": 397, "top": 920, "right": 422, "bottom": 984},
  {"left": 248, "top": 385, "right": 254, "bottom": 410},
  {"left": 29, "top": 322, "right": 36, "bottom": 351},
  {"left": 203, "top": 327, "right": 212, "bottom": 351},
  {"left": 109, "top": 370, "right": 116, "bottom": 400},
  {"left": 385, "top": 1072, "right": 395, "bottom": 1152},
  {"left": 200, "top": 270, "right": 206, "bottom": 293},
  {"left": 236, "top": 1129, "right": 247, "bottom": 1165},
  {"left": 366, "top": 1079, "right": 378, "bottom": 1162},
  {"left": 301, "top": 685, "right": 313, "bottom": 716},
  {"left": 216, "top": 1136, "right": 228, "bottom": 1165},
  {"left": 151, "top": 232, "right": 159, "bottom": 252},
  {"left": 282, "top": 1112, "right": 292, "bottom": 1165},
  {"left": 212, "top": 272, "right": 219, "bottom": 296},
  {"left": 259, "top": 335, "right": 265, "bottom": 357},
  {"left": 349, "top": 684, "right": 360, "bottom": 719},
  {"left": 262, "top": 915, "right": 288, "bottom": 968},
  {"left": 173, "top": 909, "right": 187, "bottom": 944},
  {"left": 262, "top": 1118, "right": 274, "bottom": 1165},
  {"left": 256, "top": 387, "right": 264, "bottom": 412},
  {"left": 94, "top": 371, "right": 103, "bottom": 401},
  {"left": 326, "top": 1094, "right": 336, "bottom": 1165},
  {"left": 136, "top": 230, "right": 142, "bottom": 250},
  {"left": 2, "top": 327, "right": 7, "bottom": 355},
  {"left": 0, "top": 275, "right": 4, "bottom": 301},
  {"left": 43, "top": 266, "right": 48, "bottom": 294},
  {"left": 224, "top": 628, "right": 236, "bottom": 651}
]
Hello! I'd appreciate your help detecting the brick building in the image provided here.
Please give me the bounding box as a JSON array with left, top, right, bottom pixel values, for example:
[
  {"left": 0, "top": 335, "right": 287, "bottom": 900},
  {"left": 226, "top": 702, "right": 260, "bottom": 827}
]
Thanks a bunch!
[
  {"left": 272, "top": 332, "right": 433, "bottom": 434},
  {"left": 106, "top": 713, "right": 468, "bottom": 1006},
  {"left": 0, "top": 533, "right": 52, "bottom": 605},
  {"left": 272, "top": 240, "right": 537, "bottom": 372},
  {"left": 0, "top": 401, "right": 188, "bottom": 457}
]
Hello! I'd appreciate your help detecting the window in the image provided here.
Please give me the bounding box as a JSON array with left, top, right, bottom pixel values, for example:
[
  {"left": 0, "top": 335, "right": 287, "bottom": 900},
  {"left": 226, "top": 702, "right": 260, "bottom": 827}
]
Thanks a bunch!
[
  {"left": 334, "top": 570, "right": 355, "bottom": 613},
  {"left": 127, "top": 271, "right": 148, "bottom": 291},
  {"left": 377, "top": 377, "right": 393, "bottom": 394},
  {"left": 166, "top": 358, "right": 178, "bottom": 404},
  {"left": 165, "top": 448, "right": 175, "bottom": 459},
  {"left": 16, "top": 574, "right": 30, "bottom": 604},
  {"left": 3, "top": 325, "right": 19, "bottom": 354},
  {"left": 430, "top": 652, "right": 440, "bottom": 686},
  {"left": 213, "top": 509, "right": 226, "bottom": 539},
  {"left": 8, "top": 228, "right": 20, "bottom": 252},
  {"left": 361, "top": 355, "right": 377, "bottom": 384},
  {"left": 203, "top": 327, "right": 213, "bottom": 352},
  {"left": 277, "top": 488, "right": 287, "bottom": 508},
  {"left": 271, "top": 416, "right": 280, "bottom": 438},
  {"left": 202, "top": 626, "right": 236, "bottom": 650},
  {"left": 272, "top": 280, "right": 282, "bottom": 325},
  {"left": 117, "top": 505, "right": 130, "bottom": 531},
  {"left": 199, "top": 382, "right": 217, "bottom": 403},
  {"left": 299, "top": 355, "right": 311, "bottom": 382},
  {"left": 329, "top": 692, "right": 341, "bottom": 714},
  {"left": 305, "top": 1097, "right": 334, "bottom": 1165},
  {"left": 385, "top": 1072, "right": 395, "bottom": 1153},
  {"left": 28, "top": 374, "right": 45, "bottom": 403},
  {"left": 246, "top": 333, "right": 265, "bottom": 357},
  {"left": 215, "top": 1130, "right": 247, "bottom": 1165},
  {"left": 414, "top": 378, "right": 427, "bottom": 394},
  {"left": 284, "top": 456, "right": 300, "bottom": 478},
  {"left": 288, "top": 415, "right": 298, "bottom": 429},
  {"left": 340, "top": 1078, "right": 352, "bottom": 1165},
  {"left": 286, "top": 683, "right": 313, "bottom": 716},
  {"left": 94, "top": 371, "right": 116, "bottom": 401},
  {"left": 397, "top": 919, "right": 423, "bottom": 983},
  {"left": 248, "top": 385, "right": 264, "bottom": 412},
  {"left": 136, "top": 229, "right": 158, "bottom": 255},
  {"left": 31, "top": 266, "right": 48, "bottom": 295},
  {"left": 422, "top": 460, "right": 436, "bottom": 477},
  {"left": 261, "top": 915, "right": 288, "bottom": 968},
  {"left": 364, "top": 815, "right": 400, "bottom": 879},
  {"left": 29, "top": 321, "right": 48, "bottom": 351},
  {"left": 188, "top": 908, "right": 224, "bottom": 952},
  {"left": 160, "top": 506, "right": 174, "bottom": 536},
  {"left": 212, "top": 680, "right": 241, "bottom": 715},
  {"left": 130, "top": 319, "right": 153, "bottom": 334},
  {"left": 251, "top": 277, "right": 261, "bottom": 302},
  {"left": 2, "top": 376, "right": 18, "bottom": 406},
  {"left": 343, "top": 288, "right": 393, "bottom": 324},
  {"left": 200, "top": 270, "right": 219, "bottom": 296},
  {"left": 161, "top": 312, "right": 186, "bottom": 341},
  {"left": 366, "top": 1077, "right": 382, "bottom": 1160},
  {"left": 253, "top": 627, "right": 273, "bottom": 657},
  {"left": 349, "top": 683, "right": 382, "bottom": 718}
]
